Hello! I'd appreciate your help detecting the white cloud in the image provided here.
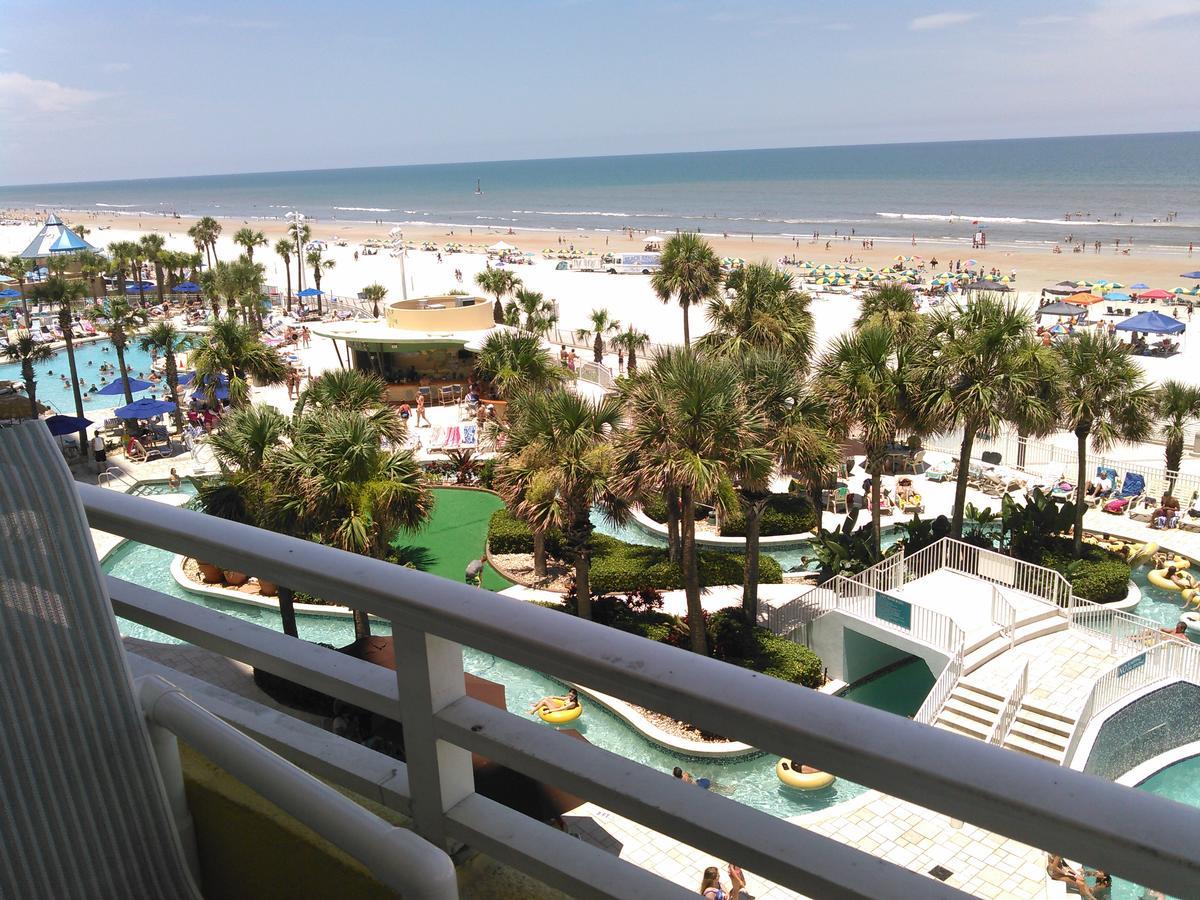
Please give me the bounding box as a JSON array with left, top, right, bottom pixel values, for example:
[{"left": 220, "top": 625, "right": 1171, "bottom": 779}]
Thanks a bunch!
[
  {"left": 101, "top": 62, "right": 132, "bottom": 73},
  {"left": 909, "top": 11, "right": 978, "bottom": 30},
  {"left": 0, "top": 72, "right": 104, "bottom": 114},
  {"left": 1019, "top": 15, "right": 1073, "bottom": 26},
  {"left": 1089, "top": 0, "right": 1200, "bottom": 30}
]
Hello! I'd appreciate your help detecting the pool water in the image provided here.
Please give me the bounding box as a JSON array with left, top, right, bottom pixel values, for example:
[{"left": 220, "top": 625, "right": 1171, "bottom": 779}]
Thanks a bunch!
[
  {"left": 1111, "top": 754, "right": 1200, "bottom": 899},
  {"left": 1130, "top": 563, "right": 1199, "bottom": 634},
  {"left": 837, "top": 657, "right": 936, "bottom": 718},
  {"left": 0, "top": 338, "right": 155, "bottom": 413}
]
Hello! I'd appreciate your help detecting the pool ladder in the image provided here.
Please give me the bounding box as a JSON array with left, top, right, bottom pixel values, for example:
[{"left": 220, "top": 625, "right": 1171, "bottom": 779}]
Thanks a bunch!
[{"left": 96, "top": 466, "right": 134, "bottom": 488}]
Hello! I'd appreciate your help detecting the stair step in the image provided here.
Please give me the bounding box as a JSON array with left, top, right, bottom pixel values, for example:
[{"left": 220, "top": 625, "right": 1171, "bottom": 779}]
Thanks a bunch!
[
  {"left": 957, "top": 681, "right": 1005, "bottom": 702},
  {"left": 1015, "top": 708, "right": 1073, "bottom": 737},
  {"left": 1018, "top": 702, "right": 1076, "bottom": 725},
  {"left": 1003, "top": 732, "right": 1065, "bottom": 763},
  {"left": 946, "top": 693, "right": 1000, "bottom": 718},
  {"left": 1013, "top": 606, "right": 1066, "bottom": 628},
  {"left": 936, "top": 713, "right": 990, "bottom": 740},
  {"left": 1007, "top": 722, "right": 1068, "bottom": 750}
]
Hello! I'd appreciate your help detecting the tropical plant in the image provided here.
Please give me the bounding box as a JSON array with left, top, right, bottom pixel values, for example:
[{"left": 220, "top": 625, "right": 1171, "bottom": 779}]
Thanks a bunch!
[
  {"left": 854, "top": 282, "right": 922, "bottom": 338},
  {"left": 1056, "top": 330, "right": 1155, "bottom": 557},
  {"left": 28, "top": 276, "right": 89, "bottom": 443},
  {"left": 233, "top": 227, "right": 267, "bottom": 261},
  {"left": 503, "top": 287, "right": 557, "bottom": 336},
  {"left": 1, "top": 255, "right": 31, "bottom": 326},
  {"left": 288, "top": 221, "right": 311, "bottom": 295},
  {"left": 809, "top": 512, "right": 890, "bottom": 581},
  {"left": 1000, "top": 488, "right": 1076, "bottom": 562},
  {"left": 200, "top": 257, "right": 266, "bottom": 326},
  {"left": 306, "top": 247, "right": 335, "bottom": 313},
  {"left": 139, "top": 322, "right": 193, "bottom": 433},
  {"left": 475, "top": 268, "right": 522, "bottom": 324},
  {"left": 189, "top": 317, "right": 288, "bottom": 407},
  {"left": 2, "top": 335, "right": 53, "bottom": 418},
  {"left": 474, "top": 329, "right": 564, "bottom": 398},
  {"left": 206, "top": 403, "right": 291, "bottom": 473},
  {"left": 139, "top": 233, "right": 167, "bottom": 308},
  {"left": 274, "top": 239, "right": 294, "bottom": 314},
  {"left": 915, "top": 295, "right": 1062, "bottom": 537},
  {"left": 818, "top": 322, "right": 918, "bottom": 555},
  {"left": 574, "top": 307, "right": 621, "bottom": 363},
  {"left": 188, "top": 216, "right": 222, "bottom": 267},
  {"left": 294, "top": 368, "right": 403, "bottom": 440},
  {"left": 75, "top": 250, "right": 107, "bottom": 301},
  {"left": 1156, "top": 380, "right": 1200, "bottom": 494},
  {"left": 609, "top": 326, "right": 649, "bottom": 375},
  {"left": 84, "top": 296, "right": 147, "bottom": 405},
  {"left": 361, "top": 282, "right": 388, "bottom": 319},
  {"left": 699, "top": 262, "right": 814, "bottom": 364},
  {"left": 650, "top": 233, "right": 721, "bottom": 347},
  {"left": 106, "top": 240, "right": 141, "bottom": 299},
  {"left": 495, "top": 387, "right": 626, "bottom": 621}
]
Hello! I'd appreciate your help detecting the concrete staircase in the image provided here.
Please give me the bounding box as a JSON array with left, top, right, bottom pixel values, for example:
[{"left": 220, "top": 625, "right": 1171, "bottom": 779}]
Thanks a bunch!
[
  {"left": 1001, "top": 701, "right": 1075, "bottom": 764},
  {"left": 963, "top": 607, "right": 1067, "bottom": 674},
  {"left": 934, "top": 681, "right": 1004, "bottom": 741}
]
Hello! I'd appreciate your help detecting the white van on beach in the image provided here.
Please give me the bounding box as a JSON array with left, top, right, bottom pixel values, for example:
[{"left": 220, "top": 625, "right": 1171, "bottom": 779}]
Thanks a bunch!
[{"left": 606, "top": 252, "right": 662, "bottom": 275}]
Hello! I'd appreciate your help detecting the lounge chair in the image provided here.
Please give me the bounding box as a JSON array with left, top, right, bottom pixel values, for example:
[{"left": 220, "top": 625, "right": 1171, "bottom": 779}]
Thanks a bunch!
[
  {"left": 0, "top": 422, "right": 457, "bottom": 900},
  {"left": 826, "top": 485, "right": 849, "bottom": 514},
  {"left": 1103, "top": 472, "right": 1146, "bottom": 515},
  {"left": 1129, "top": 494, "right": 1159, "bottom": 523},
  {"left": 924, "top": 455, "right": 956, "bottom": 483}
]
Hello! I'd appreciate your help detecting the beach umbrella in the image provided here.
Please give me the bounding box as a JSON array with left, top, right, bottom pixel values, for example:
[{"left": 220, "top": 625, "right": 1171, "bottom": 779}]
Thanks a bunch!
[
  {"left": 1049, "top": 323, "right": 1070, "bottom": 335},
  {"left": 114, "top": 397, "right": 176, "bottom": 419},
  {"left": 1114, "top": 310, "right": 1185, "bottom": 335},
  {"left": 1066, "top": 292, "right": 1104, "bottom": 305},
  {"left": 124, "top": 281, "right": 156, "bottom": 294},
  {"left": 97, "top": 376, "right": 153, "bottom": 396},
  {"left": 1138, "top": 288, "right": 1173, "bottom": 300},
  {"left": 1104, "top": 292, "right": 1130, "bottom": 301},
  {"left": 178, "top": 372, "right": 228, "bottom": 388},
  {"left": 295, "top": 288, "right": 323, "bottom": 298},
  {"left": 43, "top": 414, "right": 93, "bottom": 436},
  {"left": 0, "top": 288, "right": 20, "bottom": 299},
  {"left": 1181, "top": 272, "right": 1200, "bottom": 279},
  {"left": 173, "top": 281, "right": 201, "bottom": 294},
  {"left": 1130, "top": 283, "right": 1149, "bottom": 290}
]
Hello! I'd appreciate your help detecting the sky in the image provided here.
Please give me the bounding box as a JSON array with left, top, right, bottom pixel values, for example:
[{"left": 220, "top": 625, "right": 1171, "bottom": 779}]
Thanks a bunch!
[{"left": 1, "top": 0, "right": 1199, "bottom": 186}]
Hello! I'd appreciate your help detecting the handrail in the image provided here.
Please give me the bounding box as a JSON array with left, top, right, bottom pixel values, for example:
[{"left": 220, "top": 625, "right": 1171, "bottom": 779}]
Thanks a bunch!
[
  {"left": 989, "top": 585, "right": 1017, "bottom": 647},
  {"left": 988, "top": 662, "right": 1029, "bottom": 745},
  {"left": 907, "top": 536, "right": 1071, "bottom": 609},
  {"left": 1066, "top": 594, "right": 1173, "bottom": 653},
  {"left": 914, "top": 653, "right": 963, "bottom": 725},
  {"left": 832, "top": 574, "right": 965, "bottom": 655},
  {"left": 97, "top": 465, "right": 134, "bottom": 487},
  {"left": 78, "top": 486, "right": 1200, "bottom": 897}
]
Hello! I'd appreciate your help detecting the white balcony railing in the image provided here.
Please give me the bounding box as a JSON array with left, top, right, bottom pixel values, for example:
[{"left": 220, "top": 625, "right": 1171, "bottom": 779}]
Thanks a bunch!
[
  {"left": 989, "top": 585, "right": 1017, "bottom": 647},
  {"left": 988, "top": 662, "right": 1029, "bottom": 745},
  {"left": 906, "top": 537, "right": 1072, "bottom": 610},
  {"left": 81, "top": 485, "right": 1200, "bottom": 898},
  {"left": 914, "top": 653, "right": 964, "bottom": 726}
]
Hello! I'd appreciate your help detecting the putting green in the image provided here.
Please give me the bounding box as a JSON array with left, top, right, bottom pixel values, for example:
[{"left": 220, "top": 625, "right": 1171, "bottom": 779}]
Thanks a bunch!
[{"left": 392, "top": 488, "right": 513, "bottom": 591}]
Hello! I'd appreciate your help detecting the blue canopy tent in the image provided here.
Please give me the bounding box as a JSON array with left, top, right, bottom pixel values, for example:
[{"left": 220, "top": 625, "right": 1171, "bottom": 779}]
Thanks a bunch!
[
  {"left": 114, "top": 397, "right": 177, "bottom": 419},
  {"left": 1104, "top": 291, "right": 1130, "bottom": 302},
  {"left": 97, "top": 376, "right": 152, "bottom": 396},
  {"left": 1115, "top": 310, "right": 1186, "bottom": 334}
]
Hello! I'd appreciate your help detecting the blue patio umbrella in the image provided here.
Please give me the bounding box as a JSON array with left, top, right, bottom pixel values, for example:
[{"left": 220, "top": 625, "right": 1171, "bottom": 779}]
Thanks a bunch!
[
  {"left": 1182, "top": 272, "right": 1200, "bottom": 280},
  {"left": 124, "top": 282, "right": 156, "bottom": 294},
  {"left": 43, "top": 414, "right": 93, "bottom": 436},
  {"left": 0, "top": 288, "right": 21, "bottom": 298},
  {"left": 97, "top": 376, "right": 153, "bottom": 396},
  {"left": 1130, "top": 283, "right": 1149, "bottom": 290},
  {"left": 1114, "top": 310, "right": 1186, "bottom": 335},
  {"left": 296, "top": 288, "right": 323, "bottom": 298},
  {"left": 114, "top": 397, "right": 177, "bottom": 419},
  {"left": 179, "top": 372, "right": 227, "bottom": 387},
  {"left": 173, "top": 281, "right": 201, "bottom": 293},
  {"left": 192, "top": 385, "right": 230, "bottom": 402}
]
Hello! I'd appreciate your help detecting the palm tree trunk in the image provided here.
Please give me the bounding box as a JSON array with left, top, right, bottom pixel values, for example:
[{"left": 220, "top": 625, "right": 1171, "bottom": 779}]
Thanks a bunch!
[
  {"left": 1166, "top": 436, "right": 1183, "bottom": 495},
  {"left": 681, "top": 304, "right": 691, "bottom": 347},
  {"left": 533, "top": 529, "right": 547, "bottom": 577},
  {"left": 211, "top": 241, "right": 219, "bottom": 265},
  {"left": 1073, "top": 427, "right": 1088, "bottom": 559},
  {"left": 870, "top": 461, "right": 883, "bottom": 555},
  {"left": 20, "top": 295, "right": 31, "bottom": 328},
  {"left": 352, "top": 609, "right": 372, "bottom": 640},
  {"left": 277, "top": 587, "right": 299, "bottom": 638},
  {"left": 681, "top": 486, "right": 707, "bottom": 654},
  {"left": 62, "top": 326, "right": 87, "bottom": 449},
  {"left": 114, "top": 337, "right": 134, "bottom": 405},
  {"left": 593, "top": 333, "right": 603, "bottom": 364},
  {"left": 665, "top": 485, "right": 681, "bottom": 563},
  {"left": 628, "top": 345, "right": 638, "bottom": 374},
  {"left": 574, "top": 546, "right": 592, "bottom": 621},
  {"left": 807, "top": 472, "right": 824, "bottom": 535},
  {"left": 22, "top": 361, "right": 37, "bottom": 419},
  {"left": 741, "top": 497, "right": 765, "bottom": 622},
  {"left": 165, "top": 352, "right": 183, "bottom": 433},
  {"left": 284, "top": 265, "right": 293, "bottom": 315},
  {"left": 951, "top": 425, "right": 976, "bottom": 539},
  {"left": 154, "top": 263, "right": 164, "bottom": 308}
]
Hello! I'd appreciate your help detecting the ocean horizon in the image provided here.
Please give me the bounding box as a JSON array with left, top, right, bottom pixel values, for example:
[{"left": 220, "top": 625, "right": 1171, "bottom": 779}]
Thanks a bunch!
[{"left": 3, "top": 131, "right": 1198, "bottom": 251}]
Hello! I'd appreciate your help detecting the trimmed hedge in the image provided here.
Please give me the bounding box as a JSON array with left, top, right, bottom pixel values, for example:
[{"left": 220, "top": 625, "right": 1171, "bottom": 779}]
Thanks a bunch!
[
  {"left": 708, "top": 608, "right": 823, "bottom": 687},
  {"left": 1040, "top": 538, "right": 1131, "bottom": 604},
  {"left": 719, "top": 493, "right": 817, "bottom": 538},
  {"left": 488, "top": 509, "right": 782, "bottom": 591},
  {"left": 640, "top": 493, "right": 708, "bottom": 524}
]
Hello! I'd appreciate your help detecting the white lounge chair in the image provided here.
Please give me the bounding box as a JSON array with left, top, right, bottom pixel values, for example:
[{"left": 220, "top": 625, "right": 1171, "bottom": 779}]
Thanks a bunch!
[{"left": 0, "top": 422, "right": 458, "bottom": 900}]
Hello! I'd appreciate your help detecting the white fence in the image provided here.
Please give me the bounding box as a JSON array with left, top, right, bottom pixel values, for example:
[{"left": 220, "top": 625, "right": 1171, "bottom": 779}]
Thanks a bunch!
[
  {"left": 914, "top": 653, "right": 963, "bottom": 725},
  {"left": 905, "top": 536, "right": 1073, "bottom": 609},
  {"left": 988, "top": 662, "right": 1029, "bottom": 745},
  {"left": 990, "top": 586, "right": 1017, "bottom": 647}
]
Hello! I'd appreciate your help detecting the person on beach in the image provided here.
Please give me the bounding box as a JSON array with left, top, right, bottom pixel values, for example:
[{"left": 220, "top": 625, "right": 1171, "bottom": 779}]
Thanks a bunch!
[{"left": 415, "top": 391, "right": 430, "bottom": 427}]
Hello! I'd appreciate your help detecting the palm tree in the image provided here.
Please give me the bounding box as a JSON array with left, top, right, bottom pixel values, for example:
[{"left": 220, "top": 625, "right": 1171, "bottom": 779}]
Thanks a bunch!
[
  {"left": 139, "top": 322, "right": 194, "bottom": 433},
  {"left": 270, "top": 408, "right": 433, "bottom": 640},
  {"left": 855, "top": 282, "right": 922, "bottom": 337},
  {"left": 75, "top": 250, "right": 107, "bottom": 301},
  {"left": 818, "top": 323, "right": 917, "bottom": 555},
  {"left": 202, "top": 257, "right": 266, "bottom": 326},
  {"left": 306, "top": 248, "right": 335, "bottom": 314},
  {"left": 504, "top": 287, "right": 557, "bottom": 336},
  {"left": 1156, "top": 380, "right": 1200, "bottom": 494},
  {"left": 294, "top": 368, "right": 404, "bottom": 440},
  {"left": 496, "top": 388, "right": 626, "bottom": 621},
  {"left": 475, "top": 268, "right": 521, "bottom": 324},
  {"left": 1056, "top": 330, "right": 1155, "bottom": 558},
  {"left": 916, "top": 295, "right": 1062, "bottom": 537},
  {"left": 187, "top": 222, "right": 211, "bottom": 269},
  {"left": 609, "top": 326, "right": 649, "bottom": 375},
  {"left": 233, "top": 228, "right": 267, "bottom": 261},
  {"left": 190, "top": 216, "right": 222, "bottom": 266},
  {"left": 107, "top": 241, "right": 140, "bottom": 299},
  {"left": 189, "top": 317, "right": 289, "bottom": 407},
  {"left": 3, "top": 335, "right": 53, "bottom": 418},
  {"left": 650, "top": 233, "right": 722, "bottom": 347},
  {"left": 207, "top": 403, "right": 290, "bottom": 473},
  {"left": 699, "top": 262, "right": 814, "bottom": 364},
  {"left": 616, "top": 350, "right": 757, "bottom": 653},
  {"left": 288, "top": 221, "right": 311, "bottom": 293},
  {"left": 274, "top": 239, "right": 294, "bottom": 314},
  {"left": 361, "top": 282, "right": 388, "bottom": 318},
  {"left": 28, "top": 277, "right": 89, "bottom": 445},
  {"left": 474, "top": 330, "right": 564, "bottom": 399},
  {"left": 1, "top": 255, "right": 31, "bottom": 327},
  {"left": 139, "top": 233, "right": 167, "bottom": 308},
  {"left": 574, "top": 307, "right": 621, "bottom": 364},
  {"left": 85, "top": 296, "right": 147, "bottom": 405}
]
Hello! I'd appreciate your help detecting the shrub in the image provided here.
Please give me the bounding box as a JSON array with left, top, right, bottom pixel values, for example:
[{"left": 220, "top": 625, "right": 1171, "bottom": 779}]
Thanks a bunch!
[
  {"left": 707, "top": 609, "right": 823, "bottom": 687},
  {"left": 719, "top": 493, "right": 817, "bottom": 538},
  {"left": 477, "top": 457, "right": 497, "bottom": 489},
  {"left": 639, "top": 494, "right": 708, "bottom": 524},
  {"left": 487, "top": 508, "right": 537, "bottom": 554},
  {"left": 1040, "top": 538, "right": 1131, "bottom": 604}
]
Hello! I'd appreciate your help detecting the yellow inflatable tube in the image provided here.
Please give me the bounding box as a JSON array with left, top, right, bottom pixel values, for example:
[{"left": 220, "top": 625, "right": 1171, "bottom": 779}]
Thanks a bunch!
[
  {"left": 538, "top": 704, "right": 582, "bottom": 725},
  {"left": 1128, "top": 542, "right": 1158, "bottom": 566},
  {"left": 1148, "top": 568, "right": 1196, "bottom": 592},
  {"left": 776, "top": 759, "right": 835, "bottom": 790}
]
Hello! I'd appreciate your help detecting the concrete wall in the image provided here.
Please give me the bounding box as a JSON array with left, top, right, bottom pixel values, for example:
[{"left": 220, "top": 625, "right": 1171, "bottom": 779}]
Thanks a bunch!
[
  {"left": 385, "top": 295, "right": 493, "bottom": 332},
  {"left": 1083, "top": 681, "right": 1200, "bottom": 781},
  {"left": 811, "top": 611, "right": 951, "bottom": 682}
]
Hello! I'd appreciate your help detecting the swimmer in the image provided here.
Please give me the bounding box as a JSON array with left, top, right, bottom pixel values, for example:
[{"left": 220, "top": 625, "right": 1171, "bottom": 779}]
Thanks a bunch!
[{"left": 529, "top": 689, "right": 578, "bottom": 716}]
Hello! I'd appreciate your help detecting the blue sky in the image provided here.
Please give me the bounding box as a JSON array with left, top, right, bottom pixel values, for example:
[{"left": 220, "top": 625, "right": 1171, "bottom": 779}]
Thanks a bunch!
[{"left": 2, "top": 0, "right": 1198, "bottom": 185}]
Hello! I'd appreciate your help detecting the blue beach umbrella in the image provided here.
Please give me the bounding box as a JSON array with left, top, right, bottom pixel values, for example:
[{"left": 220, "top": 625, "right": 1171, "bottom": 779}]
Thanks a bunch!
[
  {"left": 124, "top": 281, "right": 156, "bottom": 293},
  {"left": 97, "top": 376, "right": 153, "bottom": 396},
  {"left": 296, "top": 288, "right": 323, "bottom": 298},
  {"left": 172, "top": 281, "right": 201, "bottom": 293},
  {"left": 114, "top": 397, "right": 177, "bottom": 419},
  {"left": 0, "top": 288, "right": 21, "bottom": 298},
  {"left": 1182, "top": 272, "right": 1200, "bottom": 279},
  {"left": 43, "top": 414, "right": 93, "bottom": 436},
  {"left": 1130, "top": 283, "right": 1149, "bottom": 290},
  {"left": 1104, "top": 292, "right": 1130, "bottom": 301},
  {"left": 179, "top": 372, "right": 228, "bottom": 388}
]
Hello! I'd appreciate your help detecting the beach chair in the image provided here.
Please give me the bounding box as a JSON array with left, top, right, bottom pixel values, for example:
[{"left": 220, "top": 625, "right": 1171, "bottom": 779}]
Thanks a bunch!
[
  {"left": 1085, "top": 466, "right": 1119, "bottom": 507},
  {"left": 924, "top": 455, "right": 956, "bottom": 483},
  {"left": 1179, "top": 491, "right": 1200, "bottom": 532},
  {"left": 1103, "top": 472, "right": 1146, "bottom": 515},
  {"left": 0, "top": 422, "right": 457, "bottom": 900},
  {"left": 1049, "top": 479, "right": 1076, "bottom": 502},
  {"left": 1128, "top": 494, "right": 1159, "bottom": 523},
  {"left": 901, "top": 449, "right": 926, "bottom": 474},
  {"left": 825, "top": 485, "right": 849, "bottom": 514}
]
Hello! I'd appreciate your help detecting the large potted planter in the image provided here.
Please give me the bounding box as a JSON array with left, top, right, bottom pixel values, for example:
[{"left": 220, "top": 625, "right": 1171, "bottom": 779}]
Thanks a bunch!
[{"left": 195, "top": 560, "right": 224, "bottom": 584}]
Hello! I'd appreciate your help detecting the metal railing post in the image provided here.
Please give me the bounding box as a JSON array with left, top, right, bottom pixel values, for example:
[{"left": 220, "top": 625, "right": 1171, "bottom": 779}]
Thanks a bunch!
[{"left": 392, "top": 626, "right": 475, "bottom": 850}]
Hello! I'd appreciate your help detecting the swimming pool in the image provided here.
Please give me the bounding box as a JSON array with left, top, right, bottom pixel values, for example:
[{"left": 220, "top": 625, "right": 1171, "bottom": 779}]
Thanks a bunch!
[
  {"left": 0, "top": 338, "right": 155, "bottom": 414},
  {"left": 1130, "top": 563, "right": 1199, "bottom": 633},
  {"left": 1111, "top": 755, "right": 1200, "bottom": 899}
]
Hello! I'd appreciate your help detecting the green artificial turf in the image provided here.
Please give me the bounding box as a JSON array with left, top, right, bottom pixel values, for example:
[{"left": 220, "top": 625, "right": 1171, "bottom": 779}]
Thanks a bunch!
[{"left": 393, "top": 488, "right": 513, "bottom": 591}]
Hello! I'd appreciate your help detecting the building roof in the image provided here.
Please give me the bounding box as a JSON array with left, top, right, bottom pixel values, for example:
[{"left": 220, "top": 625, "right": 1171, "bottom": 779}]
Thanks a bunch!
[{"left": 19, "top": 213, "right": 99, "bottom": 260}]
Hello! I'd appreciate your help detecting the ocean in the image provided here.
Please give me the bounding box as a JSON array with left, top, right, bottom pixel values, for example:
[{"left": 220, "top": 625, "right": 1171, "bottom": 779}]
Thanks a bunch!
[{"left": 3, "top": 132, "right": 1198, "bottom": 251}]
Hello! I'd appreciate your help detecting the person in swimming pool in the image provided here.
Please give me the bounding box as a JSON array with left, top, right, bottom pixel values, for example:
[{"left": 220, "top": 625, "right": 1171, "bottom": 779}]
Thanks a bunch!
[{"left": 529, "top": 688, "right": 578, "bottom": 716}]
